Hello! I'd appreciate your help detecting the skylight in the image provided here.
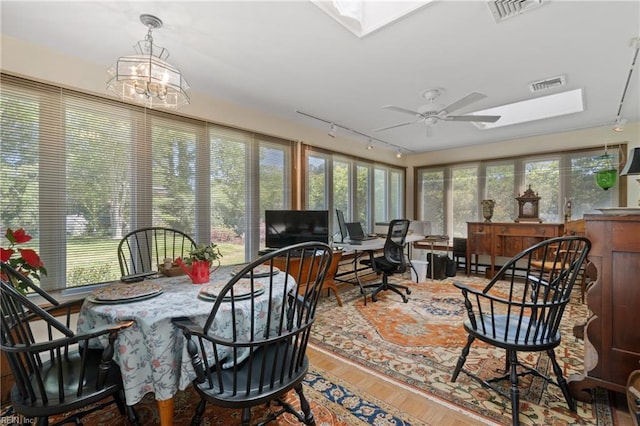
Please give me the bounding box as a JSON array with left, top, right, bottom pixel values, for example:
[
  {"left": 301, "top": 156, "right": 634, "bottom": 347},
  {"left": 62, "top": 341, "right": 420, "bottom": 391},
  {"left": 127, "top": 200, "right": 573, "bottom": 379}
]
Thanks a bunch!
[
  {"left": 311, "top": 0, "right": 434, "bottom": 38},
  {"left": 470, "top": 88, "right": 585, "bottom": 129}
]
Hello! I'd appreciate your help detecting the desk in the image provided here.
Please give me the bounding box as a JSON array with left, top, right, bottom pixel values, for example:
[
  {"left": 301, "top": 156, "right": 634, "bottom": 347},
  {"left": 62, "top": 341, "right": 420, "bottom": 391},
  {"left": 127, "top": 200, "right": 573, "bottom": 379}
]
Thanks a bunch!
[
  {"left": 336, "top": 235, "right": 424, "bottom": 303},
  {"left": 77, "top": 266, "right": 293, "bottom": 425}
]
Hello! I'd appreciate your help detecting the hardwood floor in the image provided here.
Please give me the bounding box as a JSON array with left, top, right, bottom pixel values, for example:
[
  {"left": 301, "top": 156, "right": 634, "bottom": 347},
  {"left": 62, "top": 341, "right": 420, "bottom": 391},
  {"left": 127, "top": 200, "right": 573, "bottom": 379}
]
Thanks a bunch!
[{"left": 308, "top": 344, "right": 488, "bottom": 425}]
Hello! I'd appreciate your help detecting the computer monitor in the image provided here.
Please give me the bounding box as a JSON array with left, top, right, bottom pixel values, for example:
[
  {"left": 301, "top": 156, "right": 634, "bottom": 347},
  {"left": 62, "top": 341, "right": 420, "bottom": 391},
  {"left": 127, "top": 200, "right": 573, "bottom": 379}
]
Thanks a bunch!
[
  {"left": 336, "top": 209, "right": 348, "bottom": 242},
  {"left": 265, "top": 210, "right": 329, "bottom": 248}
]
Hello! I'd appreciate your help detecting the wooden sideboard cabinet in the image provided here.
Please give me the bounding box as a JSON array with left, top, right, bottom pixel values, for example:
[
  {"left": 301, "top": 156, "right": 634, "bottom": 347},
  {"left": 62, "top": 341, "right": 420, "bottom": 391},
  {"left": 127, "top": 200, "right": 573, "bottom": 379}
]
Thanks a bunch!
[
  {"left": 466, "top": 222, "right": 564, "bottom": 277},
  {"left": 569, "top": 214, "right": 640, "bottom": 401}
]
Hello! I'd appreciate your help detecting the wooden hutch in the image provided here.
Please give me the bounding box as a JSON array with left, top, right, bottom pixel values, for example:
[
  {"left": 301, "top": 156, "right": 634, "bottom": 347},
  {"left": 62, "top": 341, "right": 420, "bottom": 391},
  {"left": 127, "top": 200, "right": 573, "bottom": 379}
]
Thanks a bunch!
[{"left": 568, "top": 213, "right": 640, "bottom": 402}]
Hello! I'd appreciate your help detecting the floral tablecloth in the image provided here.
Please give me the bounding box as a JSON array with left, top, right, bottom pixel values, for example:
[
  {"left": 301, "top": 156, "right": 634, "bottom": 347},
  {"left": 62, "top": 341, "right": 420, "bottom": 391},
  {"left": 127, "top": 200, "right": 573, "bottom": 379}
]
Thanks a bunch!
[{"left": 76, "top": 266, "right": 293, "bottom": 405}]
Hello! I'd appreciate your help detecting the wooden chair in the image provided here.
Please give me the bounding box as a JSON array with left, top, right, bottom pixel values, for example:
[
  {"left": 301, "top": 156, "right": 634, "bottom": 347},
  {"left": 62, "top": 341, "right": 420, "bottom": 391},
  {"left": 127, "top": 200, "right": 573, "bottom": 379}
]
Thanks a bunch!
[
  {"left": 531, "top": 219, "right": 588, "bottom": 302},
  {"left": 0, "top": 272, "right": 137, "bottom": 425},
  {"left": 451, "top": 236, "right": 591, "bottom": 426},
  {"left": 117, "top": 227, "right": 196, "bottom": 277},
  {"left": 172, "top": 242, "right": 333, "bottom": 426},
  {"left": 360, "top": 219, "right": 411, "bottom": 303}
]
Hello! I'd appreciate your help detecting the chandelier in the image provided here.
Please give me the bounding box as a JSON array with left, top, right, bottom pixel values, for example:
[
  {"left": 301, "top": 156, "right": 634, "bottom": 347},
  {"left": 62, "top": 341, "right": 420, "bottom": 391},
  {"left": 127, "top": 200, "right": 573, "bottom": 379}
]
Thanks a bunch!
[{"left": 107, "top": 14, "right": 190, "bottom": 109}]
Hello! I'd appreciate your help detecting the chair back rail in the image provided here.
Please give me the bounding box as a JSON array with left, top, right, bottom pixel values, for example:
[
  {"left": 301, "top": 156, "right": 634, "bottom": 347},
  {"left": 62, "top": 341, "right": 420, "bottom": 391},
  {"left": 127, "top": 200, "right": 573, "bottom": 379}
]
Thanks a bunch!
[{"left": 117, "top": 227, "right": 196, "bottom": 276}]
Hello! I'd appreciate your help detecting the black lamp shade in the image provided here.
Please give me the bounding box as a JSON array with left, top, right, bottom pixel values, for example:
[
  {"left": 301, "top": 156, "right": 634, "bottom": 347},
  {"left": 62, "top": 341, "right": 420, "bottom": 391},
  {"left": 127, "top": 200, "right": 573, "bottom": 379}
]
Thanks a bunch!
[{"left": 621, "top": 147, "right": 640, "bottom": 176}]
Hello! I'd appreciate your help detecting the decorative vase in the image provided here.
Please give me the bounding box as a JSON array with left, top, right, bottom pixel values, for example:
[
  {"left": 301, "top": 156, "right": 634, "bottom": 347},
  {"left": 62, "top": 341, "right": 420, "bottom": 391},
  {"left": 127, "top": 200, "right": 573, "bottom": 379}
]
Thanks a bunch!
[{"left": 482, "top": 199, "right": 495, "bottom": 223}]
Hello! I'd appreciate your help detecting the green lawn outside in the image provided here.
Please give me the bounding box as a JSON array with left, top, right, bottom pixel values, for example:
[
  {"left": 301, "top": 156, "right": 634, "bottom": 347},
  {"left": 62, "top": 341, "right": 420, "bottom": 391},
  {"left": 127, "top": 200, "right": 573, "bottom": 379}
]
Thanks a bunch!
[{"left": 64, "top": 237, "right": 247, "bottom": 287}]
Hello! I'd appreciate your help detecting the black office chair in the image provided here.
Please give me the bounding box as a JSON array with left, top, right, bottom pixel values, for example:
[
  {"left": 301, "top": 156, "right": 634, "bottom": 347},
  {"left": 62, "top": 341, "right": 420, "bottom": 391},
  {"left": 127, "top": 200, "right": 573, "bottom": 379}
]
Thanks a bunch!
[
  {"left": 360, "top": 219, "right": 411, "bottom": 303},
  {"left": 451, "top": 236, "right": 591, "bottom": 426},
  {"left": 173, "top": 242, "right": 333, "bottom": 426},
  {"left": 117, "top": 226, "right": 196, "bottom": 277},
  {"left": 0, "top": 272, "right": 138, "bottom": 426}
]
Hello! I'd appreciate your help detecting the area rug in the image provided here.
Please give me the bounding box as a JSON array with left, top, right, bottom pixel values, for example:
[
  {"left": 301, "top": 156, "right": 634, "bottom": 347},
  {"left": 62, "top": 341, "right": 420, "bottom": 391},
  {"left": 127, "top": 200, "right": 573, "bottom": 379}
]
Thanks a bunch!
[
  {"left": 0, "top": 366, "right": 421, "bottom": 425},
  {"left": 310, "top": 274, "right": 614, "bottom": 426}
]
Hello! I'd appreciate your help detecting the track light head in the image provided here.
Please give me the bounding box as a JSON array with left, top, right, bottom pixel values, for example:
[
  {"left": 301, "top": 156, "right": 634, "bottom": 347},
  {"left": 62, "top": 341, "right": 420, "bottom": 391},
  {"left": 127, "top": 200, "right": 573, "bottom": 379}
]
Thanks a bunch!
[
  {"left": 328, "top": 123, "right": 337, "bottom": 138},
  {"left": 613, "top": 118, "right": 627, "bottom": 132},
  {"left": 396, "top": 149, "right": 402, "bottom": 158}
]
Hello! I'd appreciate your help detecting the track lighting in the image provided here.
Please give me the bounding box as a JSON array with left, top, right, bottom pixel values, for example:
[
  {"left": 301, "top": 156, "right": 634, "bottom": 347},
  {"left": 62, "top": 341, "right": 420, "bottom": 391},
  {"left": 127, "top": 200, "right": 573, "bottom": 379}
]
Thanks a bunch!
[
  {"left": 612, "top": 118, "right": 627, "bottom": 132},
  {"left": 295, "top": 110, "right": 415, "bottom": 157}
]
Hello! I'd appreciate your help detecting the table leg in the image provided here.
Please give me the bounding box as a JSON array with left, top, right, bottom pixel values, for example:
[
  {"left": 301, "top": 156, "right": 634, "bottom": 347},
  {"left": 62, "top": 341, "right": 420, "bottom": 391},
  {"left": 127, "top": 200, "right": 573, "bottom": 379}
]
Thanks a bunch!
[{"left": 157, "top": 397, "right": 174, "bottom": 426}]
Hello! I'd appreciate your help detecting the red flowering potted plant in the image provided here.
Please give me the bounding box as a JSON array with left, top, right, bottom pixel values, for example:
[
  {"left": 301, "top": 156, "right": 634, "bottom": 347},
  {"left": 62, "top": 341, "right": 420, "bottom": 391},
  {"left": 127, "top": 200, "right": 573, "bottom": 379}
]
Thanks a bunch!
[{"left": 1, "top": 228, "right": 47, "bottom": 294}]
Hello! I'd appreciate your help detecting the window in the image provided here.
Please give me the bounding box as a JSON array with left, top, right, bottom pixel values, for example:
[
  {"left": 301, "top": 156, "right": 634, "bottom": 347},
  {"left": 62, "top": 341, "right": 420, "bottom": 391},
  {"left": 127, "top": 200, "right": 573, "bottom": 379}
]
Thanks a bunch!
[
  {"left": 416, "top": 168, "right": 445, "bottom": 235},
  {"left": 303, "top": 146, "right": 405, "bottom": 239},
  {"left": 0, "top": 74, "right": 293, "bottom": 291},
  {"left": 416, "top": 147, "right": 622, "bottom": 238}
]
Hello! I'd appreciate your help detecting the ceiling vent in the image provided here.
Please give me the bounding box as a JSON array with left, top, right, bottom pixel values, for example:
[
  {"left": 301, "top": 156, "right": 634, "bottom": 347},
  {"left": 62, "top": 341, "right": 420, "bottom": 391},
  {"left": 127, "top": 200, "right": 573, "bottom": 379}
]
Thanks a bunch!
[
  {"left": 487, "top": 0, "right": 544, "bottom": 22},
  {"left": 529, "top": 75, "right": 566, "bottom": 93}
]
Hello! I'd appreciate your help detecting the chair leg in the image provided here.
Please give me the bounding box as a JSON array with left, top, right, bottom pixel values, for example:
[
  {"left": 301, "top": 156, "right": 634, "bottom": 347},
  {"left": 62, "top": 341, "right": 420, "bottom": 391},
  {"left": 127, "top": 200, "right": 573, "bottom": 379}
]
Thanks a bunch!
[
  {"left": 452, "top": 335, "right": 475, "bottom": 381},
  {"left": 295, "top": 383, "right": 316, "bottom": 426},
  {"left": 191, "top": 399, "right": 207, "bottom": 426},
  {"left": 241, "top": 407, "right": 251, "bottom": 426},
  {"left": 508, "top": 350, "right": 520, "bottom": 426},
  {"left": 548, "top": 349, "right": 576, "bottom": 412}
]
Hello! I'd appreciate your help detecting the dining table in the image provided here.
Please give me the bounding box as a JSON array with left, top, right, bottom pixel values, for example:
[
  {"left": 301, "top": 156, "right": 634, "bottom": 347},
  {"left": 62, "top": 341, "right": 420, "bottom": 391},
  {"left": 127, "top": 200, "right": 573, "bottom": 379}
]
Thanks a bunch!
[{"left": 76, "top": 265, "right": 294, "bottom": 426}]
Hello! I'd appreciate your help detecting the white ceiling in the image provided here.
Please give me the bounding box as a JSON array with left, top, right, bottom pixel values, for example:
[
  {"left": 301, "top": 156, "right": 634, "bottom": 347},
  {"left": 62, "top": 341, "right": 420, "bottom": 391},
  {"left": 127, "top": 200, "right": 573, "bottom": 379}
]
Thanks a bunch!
[{"left": 2, "top": 1, "right": 639, "bottom": 154}]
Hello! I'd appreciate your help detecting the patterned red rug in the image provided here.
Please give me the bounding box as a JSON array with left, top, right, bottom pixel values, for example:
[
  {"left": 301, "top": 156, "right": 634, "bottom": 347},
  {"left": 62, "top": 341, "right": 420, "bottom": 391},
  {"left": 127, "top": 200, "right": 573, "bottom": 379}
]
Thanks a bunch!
[{"left": 310, "top": 275, "right": 614, "bottom": 425}]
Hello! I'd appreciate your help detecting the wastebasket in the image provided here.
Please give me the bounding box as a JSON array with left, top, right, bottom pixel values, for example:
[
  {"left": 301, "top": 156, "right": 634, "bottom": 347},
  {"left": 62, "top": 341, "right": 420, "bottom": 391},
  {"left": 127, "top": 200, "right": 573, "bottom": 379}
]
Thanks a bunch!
[
  {"left": 426, "top": 253, "right": 447, "bottom": 280},
  {"left": 410, "top": 260, "right": 428, "bottom": 282}
]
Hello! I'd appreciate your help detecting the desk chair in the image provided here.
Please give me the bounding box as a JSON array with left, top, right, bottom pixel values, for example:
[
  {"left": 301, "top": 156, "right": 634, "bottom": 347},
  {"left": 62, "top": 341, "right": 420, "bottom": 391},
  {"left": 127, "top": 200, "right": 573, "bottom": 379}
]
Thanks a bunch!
[
  {"left": 451, "top": 236, "right": 590, "bottom": 426},
  {"left": 360, "top": 219, "right": 411, "bottom": 303},
  {"left": 117, "top": 227, "right": 196, "bottom": 277},
  {"left": 1, "top": 266, "right": 138, "bottom": 425}
]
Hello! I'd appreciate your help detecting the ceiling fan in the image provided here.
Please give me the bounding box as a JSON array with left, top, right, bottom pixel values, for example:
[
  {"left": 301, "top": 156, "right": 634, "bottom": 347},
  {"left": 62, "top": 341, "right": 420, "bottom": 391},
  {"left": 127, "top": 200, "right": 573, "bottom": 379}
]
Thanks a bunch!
[{"left": 374, "top": 89, "right": 501, "bottom": 134}]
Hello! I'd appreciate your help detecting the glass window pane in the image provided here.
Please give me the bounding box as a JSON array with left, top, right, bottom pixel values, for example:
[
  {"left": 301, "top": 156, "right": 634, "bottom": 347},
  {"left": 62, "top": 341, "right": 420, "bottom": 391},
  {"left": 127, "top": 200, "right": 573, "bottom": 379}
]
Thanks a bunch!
[
  {"left": 211, "top": 135, "right": 247, "bottom": 265},
  {"left": 452, "top": 166, "right": 477, "bottom": 237},
  {"left": 332, "top": 160, "right": 349, "bottom": 234},
  {"left": 152, "top": 118, "right": 196, "bottom": 234},
  {"left": 307, "top": 155, "right": 327, "bottom": 209},
  {"left": 374, "top": 168, "right": 386, "bottom": 222},
  {"left": 569, "top": 151, "right": 618, "bottom": 218},
  {"left": 66, "top": 101, "right": 133, "bottom": 286},
  {"left": 389, "top": 169, "right": 403, "bottom": 220},
  {"left": 417, "top": 169, "right": 444, "bottom": 235},
  {"left": 486, "top": 163, "right": 515, "bottom": 222},
  {"left": 525, "top": 159, "right": 560, "bottom": 222},
  {"left": 356, "top": 164, "right": 370, "bottom": 230}
]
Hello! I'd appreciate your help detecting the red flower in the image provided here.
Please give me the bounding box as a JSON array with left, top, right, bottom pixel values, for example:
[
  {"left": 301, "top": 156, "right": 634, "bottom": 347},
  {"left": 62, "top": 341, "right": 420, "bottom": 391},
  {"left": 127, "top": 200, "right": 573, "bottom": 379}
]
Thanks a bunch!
[
  {"left": 18, "top": 249, "right": 44, "bottom": 269},
  {"left": 1, "top": 248, "right": 14, "bottom": 262},
  {"left": 2, "top": 227, "right": 46, "bottom": 293},
  {"left": 6, "top": 228, "right": 32, "bottom": 245}
]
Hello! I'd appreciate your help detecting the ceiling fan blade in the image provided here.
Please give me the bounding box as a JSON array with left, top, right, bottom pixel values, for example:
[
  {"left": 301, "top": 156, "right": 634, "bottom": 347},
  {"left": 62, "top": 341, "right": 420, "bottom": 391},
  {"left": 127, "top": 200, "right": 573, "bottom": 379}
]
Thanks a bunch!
[
  {"left": 381, "top": 105, "right": 424, "bottom": 117},
  {"left": 445, "top": 114, "right": 501, "bottom": 123},
  {"left": 438, "top": 92, "right": 487, "bottom": 115},
  {"left": 373, "top": 120, "right": 420, "bottom": 132}
]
